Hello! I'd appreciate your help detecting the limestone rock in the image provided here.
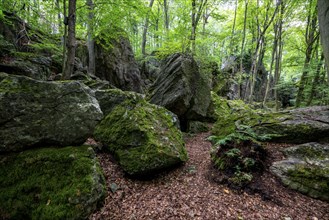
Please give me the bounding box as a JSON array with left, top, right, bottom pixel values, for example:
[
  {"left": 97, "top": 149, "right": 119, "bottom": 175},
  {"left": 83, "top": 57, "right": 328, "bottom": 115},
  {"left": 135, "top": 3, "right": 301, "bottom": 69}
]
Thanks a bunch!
[
  {"left": 0, "top": 146, "right": 106, "bottom": 219},
  {"left": 271, "top": 143, "right": 329, "bottom": 201},
  {"left": 0, "top": 73, "right": 103, "bottom": 152},
  {"left": 149, "top": 53, "right": 211, "bottom": 129},
  {"left": 94, "top": 98, "right": 187, "bottom": 176}
]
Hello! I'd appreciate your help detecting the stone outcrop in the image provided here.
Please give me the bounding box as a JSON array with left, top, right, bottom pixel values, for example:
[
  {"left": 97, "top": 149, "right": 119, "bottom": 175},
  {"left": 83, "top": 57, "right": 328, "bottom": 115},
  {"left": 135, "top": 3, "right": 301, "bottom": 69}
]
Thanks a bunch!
[
  {"left": 252, "top": 106, "right": 329, "bottom": 143},
  {"left": 0, "top": 12, "right": 62, "bottom": 80},
  {"left": 271, "top": 142, "right": 329, "bottom": 202},
  {"left": 0, "top": 73, "right": 103, "bottom": 152},
  {"left": 94, "top": 98, "right": 188, "bottom": 176},
  {"left": 211, "top": 94, "right": 329, "bottom": 144},
  {"left": 215, "top": 55, "right": 273, "bottom": 102},
  {"left": 149, "top": 53, "right": 212, "bottom": 130},
  {"left": 94, "top": 36, "right": 143, "bottom": 93},
  {"left": 0, "top": 146, "right": 106, "bottom": 219}
]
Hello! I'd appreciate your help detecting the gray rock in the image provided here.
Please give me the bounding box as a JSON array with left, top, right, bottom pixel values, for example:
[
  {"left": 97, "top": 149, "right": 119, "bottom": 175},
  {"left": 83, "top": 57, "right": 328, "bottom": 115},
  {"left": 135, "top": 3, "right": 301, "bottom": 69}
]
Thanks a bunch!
[
  {"left": 0, "top": 73, "right": 103, "bottom": 152},
  {"left": 149, "top": 53, "right": 211, "bottom": 128},
  {"left": 94, "top": 98, "right": 188, "bottom": 176},
  {"left": 93, "top": 36, "right": 143, "bottom": 93},
  {"left": 95, "top": 89, "right": 144, "bottom": 116},
  {"left": 271, "top": 142, "right": 329, "bottom": 202},
  {"left": 253, "top": 106, "right": 329, "bottom": 143}
]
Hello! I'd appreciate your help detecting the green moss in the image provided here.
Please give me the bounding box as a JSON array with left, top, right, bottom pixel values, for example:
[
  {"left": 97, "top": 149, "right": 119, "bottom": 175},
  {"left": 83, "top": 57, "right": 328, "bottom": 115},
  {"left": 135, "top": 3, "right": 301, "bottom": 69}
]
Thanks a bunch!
[
  {"left": 94, "top": 99, "right": 188, "bottom": 176},
  {"left": 287, "top": 164, "right": 329, "bottom": 201},
  {"left": 0, "top": 146, "right": 105, "bottom": 219}
]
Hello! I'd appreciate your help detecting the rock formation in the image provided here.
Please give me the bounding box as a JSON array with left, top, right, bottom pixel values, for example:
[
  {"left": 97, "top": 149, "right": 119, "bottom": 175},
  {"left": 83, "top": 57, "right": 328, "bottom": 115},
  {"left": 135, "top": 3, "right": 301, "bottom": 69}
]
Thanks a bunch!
[{"left": 149, "top": 53, "right": 212, "bottom": 130}]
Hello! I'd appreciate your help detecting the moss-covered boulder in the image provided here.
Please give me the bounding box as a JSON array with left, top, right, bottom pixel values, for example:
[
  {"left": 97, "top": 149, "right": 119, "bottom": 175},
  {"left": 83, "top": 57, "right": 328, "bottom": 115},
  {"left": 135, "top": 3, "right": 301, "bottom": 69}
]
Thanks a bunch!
[
  {"left": 148, "top": 53, "right": 212, "bottom": 130},
  {"left": 211, "top": 94, "right": 329, "bottom": 143},
  {"left": 0, "top": 146, "right": 106, "bottom": 219},
  {"left": 0, "top": 73, "right": 103, "bottom": 152},
  {"left": 94, "top": 89, "right": 144, "bottom": 116},
  {"left": 271, "top": 143, "right": 329, "bottom": 202},
  {"left": 94, "top": 99, "right": 188, "bottom": 176}
]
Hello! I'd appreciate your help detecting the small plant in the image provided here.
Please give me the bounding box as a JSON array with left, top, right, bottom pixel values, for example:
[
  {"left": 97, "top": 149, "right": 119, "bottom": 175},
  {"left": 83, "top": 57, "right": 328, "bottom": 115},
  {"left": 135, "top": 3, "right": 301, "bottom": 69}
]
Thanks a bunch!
[{"left": 210, "top": 135, "right": 267, "bottom": 188}]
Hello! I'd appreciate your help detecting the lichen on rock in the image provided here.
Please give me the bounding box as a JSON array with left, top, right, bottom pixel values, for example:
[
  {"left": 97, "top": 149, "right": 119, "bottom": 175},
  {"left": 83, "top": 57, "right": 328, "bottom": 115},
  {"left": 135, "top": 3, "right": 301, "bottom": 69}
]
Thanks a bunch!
[{"left": 94, "top": 98, "right": 188, "bottom": 176}]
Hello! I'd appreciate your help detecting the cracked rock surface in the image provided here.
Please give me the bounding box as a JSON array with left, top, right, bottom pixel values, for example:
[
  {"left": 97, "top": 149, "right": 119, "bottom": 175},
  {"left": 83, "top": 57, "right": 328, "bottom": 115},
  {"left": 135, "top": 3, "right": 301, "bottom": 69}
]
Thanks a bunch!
[{"left": 0, "top": 72, "right": 103, "bottom": 152}]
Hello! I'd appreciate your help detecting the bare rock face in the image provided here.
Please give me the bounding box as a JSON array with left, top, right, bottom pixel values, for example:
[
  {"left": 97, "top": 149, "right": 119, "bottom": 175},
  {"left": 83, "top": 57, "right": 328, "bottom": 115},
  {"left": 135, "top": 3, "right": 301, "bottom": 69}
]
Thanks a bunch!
[
  {"left": 94, "top": 36, "right": 143, "bottom": 93},
  {"left": 148, "top": 53, "right": 212, "bottom": 130},
  {"left": 0, "top": 73, "right": 103, "bottom": 152},
  {"left": 271, "top": 142, "right": 329, "bottom": 202}
]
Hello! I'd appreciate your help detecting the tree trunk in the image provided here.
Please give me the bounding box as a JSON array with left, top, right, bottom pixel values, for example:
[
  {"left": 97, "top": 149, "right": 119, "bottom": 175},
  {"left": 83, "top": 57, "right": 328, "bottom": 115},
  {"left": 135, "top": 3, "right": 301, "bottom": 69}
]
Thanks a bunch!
[
  {"left": 163, "top": 0, "right": 169, "bottom": 31},
  {"left": 307, "top": 53, "right": 324, "bottom": 106},
  {"left": 62, "top": 0, "right": 76, "bottom": 80},
  {"left": 318, "top": 0, "right": 329, "bottom": 84},
  {"left": 296, "top": 0, "right": 318, "bottom": 107},
  {"left": 230, "top": 0, "right": 238, "bottom": 55},
  {"left": 86, "top": 0, "right": 95, "bottom": 76},
  {"left": 142, "top": 0, "right": 155, "bottom": 56},
  {"left": 62, "top": 0, "right": 67, "bottom": 74}
]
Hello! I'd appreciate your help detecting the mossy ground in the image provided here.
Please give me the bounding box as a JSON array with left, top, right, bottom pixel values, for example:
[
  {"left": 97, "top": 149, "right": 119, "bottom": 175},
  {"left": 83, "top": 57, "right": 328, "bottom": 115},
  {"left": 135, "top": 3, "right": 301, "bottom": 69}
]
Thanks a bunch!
[
  {"left": 0, "top": 146, "right": 105, "bottom": 219},
  {"left": 94, "top": 99, "right": 188, "bottom": 176}
]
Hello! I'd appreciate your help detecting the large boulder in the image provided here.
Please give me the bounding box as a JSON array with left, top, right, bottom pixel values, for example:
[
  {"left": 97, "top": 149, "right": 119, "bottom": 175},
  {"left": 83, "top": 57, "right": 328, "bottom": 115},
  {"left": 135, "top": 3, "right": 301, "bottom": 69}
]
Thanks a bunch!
[
  {"left": 94, "top": 98, "right": 188, "bottom": 176},
  {"left": 271, "top": 143, "right": 329, "bottom": 202},
  {"left": 149, "top": 53, "right": 212, "bottom": 130},
  {"left": 94, "top": 89, "right": 144, "bottom": 116},
  {"left": 211, "top": 95, "right": 329, "bottom": 144},
  {"left": 0, "top": 146, "right": 106, "bottom": 219},
  {"left": 252, "top": 106, "right": 329, "bottom": 143},
  {"left": 0, "top": 73, "right": 103, "bottom": 152},
  {"left": 93, "top": 36, "right": 143, "bottom": 93}
]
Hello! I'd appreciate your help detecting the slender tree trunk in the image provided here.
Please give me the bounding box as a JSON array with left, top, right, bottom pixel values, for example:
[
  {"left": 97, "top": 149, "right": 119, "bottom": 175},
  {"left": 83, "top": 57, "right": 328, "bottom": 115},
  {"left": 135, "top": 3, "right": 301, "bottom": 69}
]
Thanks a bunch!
[
  {"left": 307, "top": 53, "right": 324, "bottom": 106},
  {"left": 62, "top": 0, "right": 68, "bottom": 74},
  {"left": 239, "top": 0, "right": 248, "bottom": 99},
  {"left": 318, "top": 0, "right": 329, "bottom": 84},
  {"left": 55, "top": 0, "right": 62, "bottom": 32},
  {"left": 230, "top": 0, "right": 238, "bottom": 55},
  {"left": 263, "top": 23, "right": 278, "bottom": 107},
  {"left": 190, "top": 0, "right": 208, "bottom": 55},
  {"left": 164, "top": 0, "right": 169, "bottom": 31},
  {"left": 142, "top": 0, "right": 155, "bottom": 56},
  {"left": 86, "top": 0, "right": 95, "bottom": 76},
  {"left": 62, "top": 0, "right": 76, "bottom": 80},
  {"left": 296, "top": 0, "right": 318, "bottom": 107}
]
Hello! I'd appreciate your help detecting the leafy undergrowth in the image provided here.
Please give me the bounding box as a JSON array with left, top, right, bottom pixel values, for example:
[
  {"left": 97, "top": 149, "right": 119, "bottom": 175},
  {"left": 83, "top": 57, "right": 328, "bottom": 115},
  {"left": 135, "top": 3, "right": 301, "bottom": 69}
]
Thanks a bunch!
[
  {"left": 90, "top": 132, "right": 329, "bottom": 220},
  {"left": 210, "top": 135, "right": 267, "bottom": 188}
]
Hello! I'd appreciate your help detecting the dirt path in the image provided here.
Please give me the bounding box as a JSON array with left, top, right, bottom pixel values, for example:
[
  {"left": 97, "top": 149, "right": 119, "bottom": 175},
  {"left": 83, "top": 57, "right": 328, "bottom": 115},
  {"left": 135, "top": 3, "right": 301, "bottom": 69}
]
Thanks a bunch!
[{"left": 90, "top": 132, "right": 329, "bottom": 220}]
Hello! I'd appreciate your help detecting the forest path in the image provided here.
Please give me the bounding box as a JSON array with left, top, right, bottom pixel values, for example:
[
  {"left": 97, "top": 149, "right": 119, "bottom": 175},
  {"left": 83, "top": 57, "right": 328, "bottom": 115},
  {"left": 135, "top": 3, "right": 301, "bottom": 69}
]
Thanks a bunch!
[{"left": 90, "top": 132, "right": 329, "bottom": 220}]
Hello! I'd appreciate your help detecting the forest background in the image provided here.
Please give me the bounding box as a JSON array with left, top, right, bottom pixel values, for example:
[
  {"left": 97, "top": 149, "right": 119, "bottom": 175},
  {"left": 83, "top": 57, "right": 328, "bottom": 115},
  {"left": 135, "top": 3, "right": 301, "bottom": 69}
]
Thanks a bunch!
[{"left": 1, "top": 0, "right": 329, "bottom": 109}]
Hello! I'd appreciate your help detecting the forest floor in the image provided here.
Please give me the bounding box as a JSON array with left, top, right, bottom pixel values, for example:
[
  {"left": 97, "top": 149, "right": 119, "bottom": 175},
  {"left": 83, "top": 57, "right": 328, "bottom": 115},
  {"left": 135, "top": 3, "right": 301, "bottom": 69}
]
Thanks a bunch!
[{"left": 90, "top": 131, "right": 329, "bottom": 220}]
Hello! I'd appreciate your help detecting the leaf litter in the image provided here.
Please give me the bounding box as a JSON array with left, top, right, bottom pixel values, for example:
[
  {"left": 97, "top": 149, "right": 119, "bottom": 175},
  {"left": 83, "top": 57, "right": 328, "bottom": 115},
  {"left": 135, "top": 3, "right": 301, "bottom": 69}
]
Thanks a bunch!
[{"left": 90, "top": 132, "right": 329, "bottom": 220}]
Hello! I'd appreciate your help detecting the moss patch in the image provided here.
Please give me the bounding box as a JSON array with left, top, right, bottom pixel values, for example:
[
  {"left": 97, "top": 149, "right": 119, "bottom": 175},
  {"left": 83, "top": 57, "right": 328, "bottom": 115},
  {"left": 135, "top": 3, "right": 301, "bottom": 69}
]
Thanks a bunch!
[
  {"left": 94, "top": 99, "right": 188, "bottom": 176},
  {"left": 0, "top": 146, "right": 106, "bottom": 219},
  {"left": 286, "top": 164, "right": 329, "bottom": 201}
]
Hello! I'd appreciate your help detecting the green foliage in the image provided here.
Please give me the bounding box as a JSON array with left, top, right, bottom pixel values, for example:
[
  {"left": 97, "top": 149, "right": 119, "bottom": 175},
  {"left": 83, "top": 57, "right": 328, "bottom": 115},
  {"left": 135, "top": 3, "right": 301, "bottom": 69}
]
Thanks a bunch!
[
  {"left": 0, "top": 146, "right": 105, "bottom": 219},
  {"left": 210, "top": 135, "right": 267, "bottom": 187}
]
